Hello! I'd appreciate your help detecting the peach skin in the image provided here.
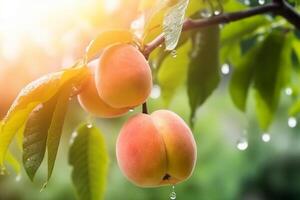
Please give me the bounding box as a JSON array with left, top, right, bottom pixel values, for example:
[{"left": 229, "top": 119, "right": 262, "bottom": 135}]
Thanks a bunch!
[
  {"left": 116, "top": 109, "right": 197, "bottom": 187},
  {"left": 95, "top": 43, "right": 152, "bottom": 108},
  {"left": 78, "top": 67, "right": 129, "bottom": 118}
]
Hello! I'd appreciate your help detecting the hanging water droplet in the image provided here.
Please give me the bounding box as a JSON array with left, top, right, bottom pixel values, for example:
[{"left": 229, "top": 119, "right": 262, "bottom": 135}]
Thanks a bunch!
[
  {"left": 236, "top": 138, "right": 248, "bottom": 151},
  {"left": 244, "top": 0, "right": 250, "bottom": 5},
  {"left": 70, "top": 131, "right": 78, "bottom": 144},
  {"left": 171, "top": 50, "right": 177, "bottom": 58},
  {"left": 214, "top": 9, "right": 221, "bottom": 15},
  {"left": 169, "top": 185, "right": 176, "bottom": 200},
  {"left": 15, "top": 174, "right": 21, "bottom": 182},
  {"left": 258, "top": 0, "right": 265, "bottom": 5},
  {"left": 150, "top": 85, "right": 161, "bottom": 99},
  {"left": 129, "top": 109, "right": 134, "bottom": 112},
  {"left": 0, "top": 166, "right": 6, "bottom": 175},
  {"left": 285, "top": 87, "right": 293, "bottom": 96},
  {"left": 221, "top": 63, "right": 230, "bottom": 75},
  {"left": 261, "top": 133, "right": 271, "bottom": 143},
  {"left": 200, "top": 8, "right": 212, "bottom": 18},
  {"left": 159, "top": 44, "right": 163, "bottom": 48},
  {"left": 288, "top": 117, "right": 297, "bottom": 128},
  {"left": 87, "top": 123, "right": 93, "bottom": 128}
]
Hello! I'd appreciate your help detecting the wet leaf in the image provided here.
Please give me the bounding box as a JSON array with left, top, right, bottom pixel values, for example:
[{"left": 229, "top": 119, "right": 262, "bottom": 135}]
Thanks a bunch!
[
  {"left": 0, "top": 65, "right": 88, "bottom": 167},
  {"left": 69, "top": 124, "right": 109, "bottom": 200},
  {"left": 187, "top": 25, "right": 220, "bottom": 123},
  {"left": 22, "top": 96, "right": 58, "bottom": 181},
  {"left": 163, "top": 0, "right": 189, "bottom": 50},
  {"left": 47, "top": 86, "right": 72, "bottom": 180}
]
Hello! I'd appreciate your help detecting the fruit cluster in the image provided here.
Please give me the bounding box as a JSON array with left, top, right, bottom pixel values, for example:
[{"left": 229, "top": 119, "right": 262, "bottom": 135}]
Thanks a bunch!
[{"left": 77, "top": 43, "right": 197, "bottom": 187}]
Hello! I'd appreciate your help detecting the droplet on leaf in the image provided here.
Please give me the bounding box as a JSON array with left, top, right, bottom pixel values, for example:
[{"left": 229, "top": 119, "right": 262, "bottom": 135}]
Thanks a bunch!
[
  {"left": 221, "top": 63, "right": 230, "bottom": 75},
  {"left": 288, "top": 117, "right": 297, "bottom": 128},
  {"left": 150, "top": 85, "right": 161, "bottom": 99},
  {"left": 261, "top": 133, "right": 271, "bottom": 142}
]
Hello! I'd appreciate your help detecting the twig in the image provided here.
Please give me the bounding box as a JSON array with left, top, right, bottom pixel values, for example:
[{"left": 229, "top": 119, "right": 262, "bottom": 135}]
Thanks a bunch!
[
  {"left": 142, "top": 102, "right": 148, "bottom": 114},
  {"left": 143, "top": 1, "right": 300, "bottom": 57}
]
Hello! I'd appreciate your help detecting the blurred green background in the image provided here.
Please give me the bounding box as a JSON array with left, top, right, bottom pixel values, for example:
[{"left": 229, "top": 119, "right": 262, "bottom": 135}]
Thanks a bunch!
[
  {"left": 2, "top": 76, "right": 300, "bottom": 200},
  {"left": 1, "top": 0, "right": 300, "bottom": 199}
]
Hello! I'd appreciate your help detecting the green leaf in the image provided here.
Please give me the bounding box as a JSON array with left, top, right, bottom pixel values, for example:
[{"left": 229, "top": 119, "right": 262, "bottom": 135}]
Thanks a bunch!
[
  {"left": 289, "top": 100, "right": 300, "bottom": 116},
  {"left": 0, "top": 64, "right": 89, "bottom": 167},
  {"left": 5, "top": 151, "right": 21, "bottom": 175},
  {"left": 85, "top": 30, "right": 135, "bottom": 62},
  {"left": 221, "top": 16, "right": 270, "bottom": 46},
  {"left": 22, "top": 95, "right": 58, "bottom": 181},
  {"left": 253, "top": 31, "right": 292, "bottom": 130},
  {"left": 163, "top": 0, "right": 189, "bottom": 50},
  {"left": 229, "top": 43, "right": 260, "bottom": 111},
  {"left": 187, "top": 25, "right": 220, "bottom": 122},
  {"left": 47, "top": 86, "right": 72, "bottom": 180},
  {"left": 158, "top": 40, "right": 191, "bottom": 104},
  {"left": 69, "top": 124, "right": 109, "bottom": 200}
]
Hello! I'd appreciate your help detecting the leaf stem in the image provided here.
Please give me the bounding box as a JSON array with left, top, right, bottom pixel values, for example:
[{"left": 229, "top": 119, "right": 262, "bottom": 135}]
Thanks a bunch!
[{"left": 143, "top": 1, "right": 300, "bottom": 57}]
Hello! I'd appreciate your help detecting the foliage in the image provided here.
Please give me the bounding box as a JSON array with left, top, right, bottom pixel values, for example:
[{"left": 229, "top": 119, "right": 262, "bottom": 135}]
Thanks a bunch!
[
  {"left": 1, "top": 0, "right": 300, "bottom": 199},
  {"left": 69, "top": 124, "right": 109, "bottom": 200}
]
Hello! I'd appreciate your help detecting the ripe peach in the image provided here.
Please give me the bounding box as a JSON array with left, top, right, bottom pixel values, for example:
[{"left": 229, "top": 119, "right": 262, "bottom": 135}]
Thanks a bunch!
[
  {"left": 78, "top": 67, "right": 129, "bottom": 118},
  {"left": 95, "top": 43, "right": 152, "bottom": 108},
  {"left": 116, "top": 110, "right": 197, "bottom": 187}
]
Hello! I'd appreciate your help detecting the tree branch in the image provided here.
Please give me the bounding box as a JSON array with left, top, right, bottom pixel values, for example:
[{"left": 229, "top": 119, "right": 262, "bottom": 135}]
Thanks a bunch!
[{"left": 143, "top": 1, "right": 300, "bottom": 57}]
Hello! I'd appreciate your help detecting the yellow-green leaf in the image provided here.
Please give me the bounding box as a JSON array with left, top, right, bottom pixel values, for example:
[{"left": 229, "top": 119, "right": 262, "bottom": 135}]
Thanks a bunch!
[
  {"left": 158, "top": 40, "right": 191, "bottom": 104},
  {"left": 0, "top": 65, "right": 88, "bottom": 167},
  {"left": 22, "top": 95, "right": 59, "bottom": 181},
  {"left": 85, "top": 30, "right": 135, "bottom": 62},
  {"left": 47, "top": 86, "right": 72, "bottom": 180},
  {"left": 163, "top": 0, "right": 189, "bottom": 50},
  {"left": 69, "top": 124, "right": 109, "bottom": 200}
]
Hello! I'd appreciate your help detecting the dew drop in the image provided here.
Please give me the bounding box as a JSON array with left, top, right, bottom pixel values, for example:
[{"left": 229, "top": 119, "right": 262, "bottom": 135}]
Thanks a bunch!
[
  {"left": 261, "top": 133, "right": 271, "bottom": 143},
  {"left": 288, "top": 117, "right": 297, "bottom": 128},
  {"left": 0, "top": 166, "right": 6, "bottom": 175},
  {"left": 70, "top": 131, "right": 78, "bottom": 144},
  {"left": 169, "top": 185, "right": 176, "bottom": 200},
  {"left": 258, "top": 0, "right": 265, "bottom": 5},
  {"left": 87, "top": 123, "right": 93, "bottom": 128},
  {"left": 150, "top": 85, "right": 161, "bottom": 99},
  {"left": 244, "top": 0, "right": 250, "bottom": 5},
  {"left": 214, "top": 9, "right": 221, "bottom": 16},
  {"left": 285, "top": 87, "right": 293, "bottom": 96},
  {"left": 221, "top": 63, "right": 230, "bottom": 75},
  {"left": 171, "top": 50, "right": 177, "bottom": 58},
  {"left": 15, "top": 174, "right": 21, "bottom": 182},
  {"left": 200, "top": 9, "right": 212, "bottom": 18},
  {"left": 159, "top": 44, "right": 163, "bottom": 48},
  {"left": 236, "top": 138, "right": 248, "bottom": 151},
  {"left": 129, "top": 109, "right": 134, "bottom": 112}
]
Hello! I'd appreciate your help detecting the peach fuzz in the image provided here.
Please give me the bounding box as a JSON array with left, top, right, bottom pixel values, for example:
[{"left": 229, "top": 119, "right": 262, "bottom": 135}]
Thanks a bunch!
[
  {"left": 96, "top": 43, "right": 152, "bottom": 108},
  {"left": 116, "top": 110, "right": 197, "bottom": 187},
  {"left": 77, "top": 67, "right": 129, "bottom": 118}
]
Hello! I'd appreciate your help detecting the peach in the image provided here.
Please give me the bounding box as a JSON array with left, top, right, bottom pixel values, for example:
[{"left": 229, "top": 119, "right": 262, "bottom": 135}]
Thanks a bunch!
[
  {"left": 95, "top": 43, "right": 152, "bottom": 108},
  {"left": 116, "top": 109, "right": 197, "bottom": 187},
  {"left": 78, "top": 67, "right": 129, "bottom": 118}
]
